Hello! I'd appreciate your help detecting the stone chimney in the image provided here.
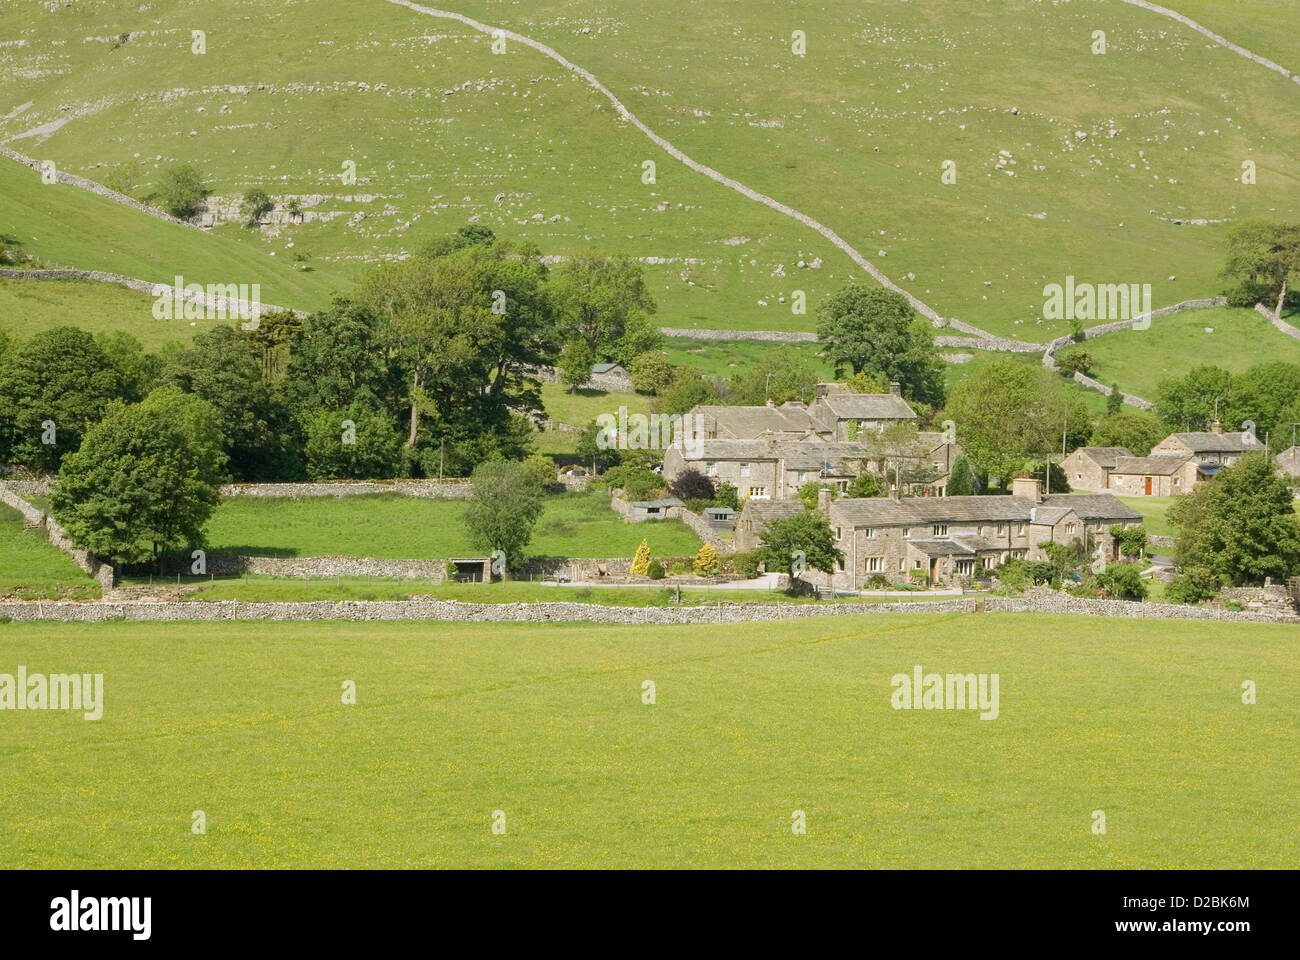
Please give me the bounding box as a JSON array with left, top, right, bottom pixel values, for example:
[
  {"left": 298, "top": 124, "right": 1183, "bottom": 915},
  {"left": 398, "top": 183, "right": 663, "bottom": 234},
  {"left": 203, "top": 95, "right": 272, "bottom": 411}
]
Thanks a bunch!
[
  {"left": 1210, "top": 419, "right": 1222, "bottom": 434},
  {"left": 817, "top": 486, "right": 832, "bottom": 514},
  {"left": 1012, "top": 474, "right": 1042, "bottom": 503},
  {"left": 889, "top": 380, "right": 902, "bottom": 397}
]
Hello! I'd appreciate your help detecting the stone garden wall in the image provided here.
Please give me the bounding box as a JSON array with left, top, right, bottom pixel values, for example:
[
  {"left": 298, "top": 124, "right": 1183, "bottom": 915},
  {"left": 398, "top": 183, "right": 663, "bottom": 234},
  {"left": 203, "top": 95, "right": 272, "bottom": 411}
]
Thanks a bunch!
[{"left": 218, "top": 479, "right": 472, "bottom": 499}]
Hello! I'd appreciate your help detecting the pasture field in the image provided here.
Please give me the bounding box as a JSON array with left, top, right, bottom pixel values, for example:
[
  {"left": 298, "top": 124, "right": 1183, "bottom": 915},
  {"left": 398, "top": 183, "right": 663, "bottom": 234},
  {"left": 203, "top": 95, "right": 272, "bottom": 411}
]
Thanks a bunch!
[
  {"left": 1084, "top": 306, "right": 1300, "bottom": 401},
  {"left": 0, "top": 504, "right": 100, "bottom": 600},
  {"left": 0, "top": 612, "right": 1294, "bottom": 868},
  {"left": 0, "top": 277, "right": 221, "bottom": 349},
  {"left": 0, "top": 158, "right": 339, "bottom": 312},
  {"left": 3, "top": 1, "right": 1299, "bottom": 337},
  {"left": 538, "top": 381, "right": 652, "bottom": 428},
  {"left": 198, "top": 490, "right": 701, "bottom": 559}
]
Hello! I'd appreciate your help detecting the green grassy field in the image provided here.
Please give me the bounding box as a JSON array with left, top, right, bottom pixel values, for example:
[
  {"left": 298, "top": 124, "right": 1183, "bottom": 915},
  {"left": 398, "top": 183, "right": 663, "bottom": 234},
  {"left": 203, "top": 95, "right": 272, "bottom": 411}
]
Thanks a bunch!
[
  {"left": 0, "top": 158, "right": 339, "bottom": 312},
  {"left": 1118, "top": 496, "right": 1182, "bottom": 540},
  {"left": 0, "top": 504, "right": 100, "bottom": 600},
  {"left": 0, "top": 611, "right": 1294, "bottom": 868},
  {"left": 0, "top": 276, "right": 228, "bottom": 349},
  {"left": 1085, "top": 306, "right": 1300, "bottom": 400},
  {"left": 5, "top": 0, "right": 1300, "bottom": 339},
  {"left": 199, "top": 491, "right": 700, "bottom": 559},
  {"left": 663, "top": 337, "right": 834, "bottom": 381}
]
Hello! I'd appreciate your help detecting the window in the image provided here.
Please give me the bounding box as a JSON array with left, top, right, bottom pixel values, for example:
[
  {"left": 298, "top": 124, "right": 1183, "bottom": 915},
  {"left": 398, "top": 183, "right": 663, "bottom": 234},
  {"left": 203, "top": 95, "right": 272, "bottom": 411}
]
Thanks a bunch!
[
  {"left": 833, "top": 526, "right": 842, "bottom": 540},
  {"left": 740, "top": 462, "right": 751, "bottom": 478},
  {"left": 933, "top": 524, "right": 948, "bottom": 536},
  {"left": 749, "top": 486, "right": 768, "bottom": 499},
  {"left": 705, "top": 461, "right": 717, "bottom": 477},
  {"left": 1065, "top": 523, "right": 1077, "bottom": 535},
  {"left": 898, "top": 559, "right": 905, "bottom": 573},
  {"left": 997, "top": 524, "right": 1006, "bottom": 537},
  {"left": 956, "top": 559, "right": 975, "bottom": 575},
  {"left": 913, "top": 559, "right": 925, "bottom": 569},
  {"left": 1016, "top": 524, "right": 1026, "bottom": 536},
  {"left": 863, "top": 527, "right": 876, "bottom": 538},
  {"left": 866, "top": 557, "right": 881, "bottom": 573}
]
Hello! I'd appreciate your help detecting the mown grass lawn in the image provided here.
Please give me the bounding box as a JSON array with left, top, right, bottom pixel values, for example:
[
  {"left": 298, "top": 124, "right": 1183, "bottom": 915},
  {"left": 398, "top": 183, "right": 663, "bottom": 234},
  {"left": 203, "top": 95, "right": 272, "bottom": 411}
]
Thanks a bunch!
[
  {"left": 1117, "top": 496, "right": 1183, "bottom": 540},
  {"left": 0, "top": 504, "right": 100, "bottom": 600},
  {"left": 0, "top": 612, "right": 1294, "bottom": 868},
  {"left": 199, "top": 491, "right": 700, "bottom": 559}
]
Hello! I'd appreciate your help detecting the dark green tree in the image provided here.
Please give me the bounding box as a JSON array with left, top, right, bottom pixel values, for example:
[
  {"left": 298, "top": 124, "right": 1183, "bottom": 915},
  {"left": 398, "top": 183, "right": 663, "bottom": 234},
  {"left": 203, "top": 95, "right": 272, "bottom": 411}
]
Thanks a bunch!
[
  {"left": 50, "top": 392, "right": 225, "bottom": 567},
  {"left": 463, "top": 459, "right": 546, "bottom": 567},
  {"left": 1169, "top": 452, "right": 1300, "bottom": 585},
  {"left": 815, "top": 283, "right": 945, "bottom": 406}
]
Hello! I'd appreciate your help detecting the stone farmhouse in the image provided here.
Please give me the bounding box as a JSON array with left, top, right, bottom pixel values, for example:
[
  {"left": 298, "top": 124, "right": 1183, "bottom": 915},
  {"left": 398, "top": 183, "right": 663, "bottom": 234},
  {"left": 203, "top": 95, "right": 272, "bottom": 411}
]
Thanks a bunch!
[
  {"left": 1150, "top": 424, "right": 1260, "bottom": 465},
  {"left": 1063, "top": 421, "right": 1263, "bottom": 496},
  {"left": 735, "top": 477, "right": 1142, "bottom": 589},
  {"left": 665, "top": 384, "right": 956, "bottom": 500},
  {"left": 1276, "top": 446, "right": 1300, "bottom": 490},
  {"left": 663, "top": 433, "right": 960, "bottom": 502}
]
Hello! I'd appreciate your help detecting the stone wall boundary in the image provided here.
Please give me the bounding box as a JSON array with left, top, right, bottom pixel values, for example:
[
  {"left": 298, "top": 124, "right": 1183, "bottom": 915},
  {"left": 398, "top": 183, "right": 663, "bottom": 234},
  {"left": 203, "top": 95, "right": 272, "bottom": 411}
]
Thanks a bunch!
[
  {"left": 0, "top": 483, "right": 114, "bottom": 591},
  {"left": 0, "top": 268, "right": 305, "bottom": 319},
  {"left": 1, "top": 593, "right": 1297, "bottom": 623}
]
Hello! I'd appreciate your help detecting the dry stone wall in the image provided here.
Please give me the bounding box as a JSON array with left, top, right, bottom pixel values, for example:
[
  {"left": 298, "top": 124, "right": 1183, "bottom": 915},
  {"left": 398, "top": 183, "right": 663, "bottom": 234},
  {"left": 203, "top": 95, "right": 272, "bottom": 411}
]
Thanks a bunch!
[
  {"left": 3, "top": 592, "right": 1298, "bottom": 623},
  {"left": 0, "top": 483, "right": 114, "bottom": 590}
]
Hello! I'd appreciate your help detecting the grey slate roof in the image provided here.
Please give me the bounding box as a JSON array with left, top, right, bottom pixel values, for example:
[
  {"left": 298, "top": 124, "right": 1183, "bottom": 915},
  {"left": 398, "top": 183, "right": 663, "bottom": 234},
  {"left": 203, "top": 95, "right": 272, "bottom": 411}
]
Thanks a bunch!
[
  {"left": 1041, "top": 493, "right": 1143, "bottom": 522},
  {"left": 741, "top": 499, "right": 806, "bottom": 537},
  {"left": 829, "top": 492, "right": 1141, "bottom": 527},
  {"left": 817, "top": 393, "right": 917, "bottom": 421},
  {"left": 1111, "top": 455, "right": 1191, "bottom": 476},
  {"left": 691, "top": 404, "right": 824, "bottom": 439},
  {"left": 1073, "top": 446, "right": 1132, "bottom": 468},
  {"left": 1164, "top": 431, "right": 1260, "bottom": 454}
]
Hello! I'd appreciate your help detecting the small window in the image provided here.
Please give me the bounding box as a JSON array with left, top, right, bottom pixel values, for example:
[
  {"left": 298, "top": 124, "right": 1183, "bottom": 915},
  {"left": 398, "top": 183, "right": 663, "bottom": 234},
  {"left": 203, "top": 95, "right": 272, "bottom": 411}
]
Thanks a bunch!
[
  {"left": 740, "top": 462, "right": 751, "bottom": 478},
  {"left": 833, "top": 526, "right": 842, "bottom": 540},
  {"left": 933, "top": 524, "right": 948, "bottom": 536},
  {"left": 866, "top": 557, "right": 881, "bottom": 572},
  {"left": 749, "top": 486, "right": 768, "bottom": 499},
  {"left": 705, "top": 461, "right": 717, "bottom": 476},
  {"left": 863, "top": 527, "right": 876, "bottom": 538}
]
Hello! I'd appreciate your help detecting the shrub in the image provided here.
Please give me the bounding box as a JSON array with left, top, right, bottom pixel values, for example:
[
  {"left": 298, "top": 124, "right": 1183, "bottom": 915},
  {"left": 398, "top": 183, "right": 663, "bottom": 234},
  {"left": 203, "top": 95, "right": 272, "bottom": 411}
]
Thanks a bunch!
[
  {"left": 240, "top": 189, "right": 274, "bottom": 226},
  {"left": 629, "top": 350, "right": 673, "bottom": 395},
  {"left": 1095, "top": 563, "right": 1148, "bottom": 600},
  {"left": 865, "top": 574, "right": 890, "bottom": 589},
  {"left": 604, "top": 464, "right": 663, "bottom": 501},
  {"left": 796, "top": 480, "right": 836, "bottom": 510},
  {"left": 1109, "top": 524, "right": 1147, "bottom": 560},
  {"left": 647, "top": 559, "right": 665, "bottom": 580},
  {"left": 670, "top": 561, "right": 690, "bottom": 576},
  {"left": 668, "top": 467, "right": 715, "bottom": 502},
  {"left": 1055, "top": 347, "right": 1092, "bottom": 377},
  {"left": 1164, "top": 566, "right": 1223, "bottom": 605},
  {"left": 693, "top": 543, "right": 719, "bottom": 576},
  {"left": 158, "top": 164, "right": 209, "bottom": 219},
  {"left": 731, "top": 552, "right": 759, "bottom": 578},
  {"left": 630, "top": 539, "right": 651, "bottom": 576},
  {"left": 715, "top": 482, "right": 740, "bottom": 511},
  {"left": 523, "top": 454, "right": 557, "bottom": 492}
]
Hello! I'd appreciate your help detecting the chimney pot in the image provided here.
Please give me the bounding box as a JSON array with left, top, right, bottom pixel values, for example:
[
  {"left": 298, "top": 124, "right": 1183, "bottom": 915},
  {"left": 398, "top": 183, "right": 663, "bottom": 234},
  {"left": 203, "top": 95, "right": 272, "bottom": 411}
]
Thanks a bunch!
[{"left": 817, "top": 486, "right": 832, "bottom": 513}]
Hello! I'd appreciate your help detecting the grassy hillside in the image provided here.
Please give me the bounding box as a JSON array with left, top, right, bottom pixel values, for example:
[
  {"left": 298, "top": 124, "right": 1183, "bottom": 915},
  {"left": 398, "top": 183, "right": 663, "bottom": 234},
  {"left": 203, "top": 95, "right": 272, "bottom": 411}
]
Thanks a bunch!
[
  {"left": 4, "top": 0, "right": 1299, "bottom": 340},
  {"left": 0, "top": 156, "right": 340, "bottom": 310},
  {"left": 1084, "top": 305, "right": 1300, "bottom": 400},
  {"left": 0, "top": 503, "right": 101, "bottom": 599},
  {"left": 1, "top": 612, "right": 1295, "bottom": 867}
]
